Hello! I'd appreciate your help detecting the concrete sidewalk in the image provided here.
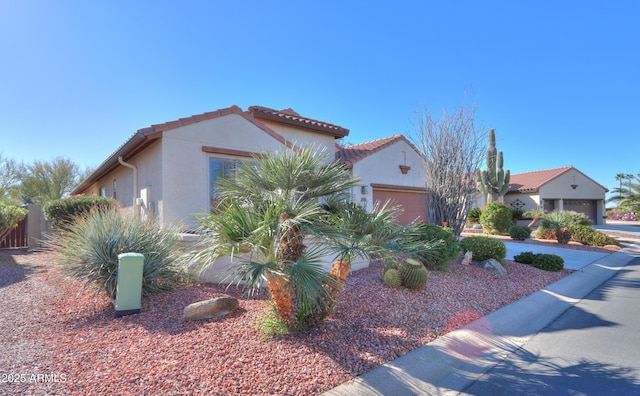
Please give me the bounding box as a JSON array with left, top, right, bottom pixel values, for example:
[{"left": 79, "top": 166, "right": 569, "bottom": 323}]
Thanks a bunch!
[{"left": 324, "top": 242, "right": 640, "bottom": 396}]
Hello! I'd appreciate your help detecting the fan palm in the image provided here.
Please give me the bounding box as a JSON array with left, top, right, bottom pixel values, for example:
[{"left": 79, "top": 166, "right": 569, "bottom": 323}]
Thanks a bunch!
[{"left": 188, "top": 146, "right": 423, "bottom": 332}]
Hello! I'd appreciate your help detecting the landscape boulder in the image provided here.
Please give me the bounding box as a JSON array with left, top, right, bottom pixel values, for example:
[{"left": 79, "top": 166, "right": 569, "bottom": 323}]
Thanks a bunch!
[
  {"left": 183, "top": 295, "right": 239, "bottom": 321},
  {"left": 461, "top": 251, "right": 473, "bottom": 265},
  {"left": 483, "top": 259, "right": 507, "bottom": 276}
]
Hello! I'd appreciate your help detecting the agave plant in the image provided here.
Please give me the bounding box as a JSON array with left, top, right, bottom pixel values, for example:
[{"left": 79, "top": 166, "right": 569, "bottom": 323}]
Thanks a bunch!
[
  {"left": 188, "top": 146, "right": 432, "bottom": 332},
  {"left": 47, "top": 208, "right": 185, "bottom": 298},
  {"left": 539, "top": 210, "right": 591, "bottom": 244}
]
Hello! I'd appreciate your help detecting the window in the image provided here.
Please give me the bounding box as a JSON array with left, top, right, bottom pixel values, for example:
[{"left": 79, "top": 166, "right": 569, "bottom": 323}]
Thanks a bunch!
[
  {"left": 112, "top": 179, "right": 117, "bottom": 199},
  {"left": 99, "top": 186, "right": 107, "bottom": 197},
  {"left": 209, "top": 157, "right": 242, "bottom": 210}
]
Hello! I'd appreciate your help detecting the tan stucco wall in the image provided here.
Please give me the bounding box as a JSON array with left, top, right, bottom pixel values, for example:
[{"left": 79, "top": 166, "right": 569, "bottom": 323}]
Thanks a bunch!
[
  {"left": 351, "top": 140, "right": 426, "bottom": 211},
  {"left": 160, "top": 114, "right": 290, "bottom": 228},
  {"left": 259, "top": 121, "right": 337, "bottom": 152}
]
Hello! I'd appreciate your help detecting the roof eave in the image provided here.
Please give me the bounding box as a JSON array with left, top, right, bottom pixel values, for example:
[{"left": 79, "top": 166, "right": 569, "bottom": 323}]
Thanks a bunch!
[
  {"left": 71, "top": 131, "right": 159, "bottom": 194},
  {"left": 251, "top": 108, "right": 349, "bottom": 138}
]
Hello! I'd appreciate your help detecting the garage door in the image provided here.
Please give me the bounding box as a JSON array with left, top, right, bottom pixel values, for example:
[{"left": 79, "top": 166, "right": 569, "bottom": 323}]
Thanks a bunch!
[
  {"left": 564, "top": 200, "right": 597, "bottom": 223},
  {"left": 372, "top": 184, "right": 427, "bottom": 225}
]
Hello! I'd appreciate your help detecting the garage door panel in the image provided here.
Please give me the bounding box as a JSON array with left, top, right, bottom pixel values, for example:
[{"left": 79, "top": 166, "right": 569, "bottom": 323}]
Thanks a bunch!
[
  {"left": 373, "top": 189, "right": 427, "bottom": 225},
  {"left": 563, "top": 200, "right": 596, "bottom": 223}
]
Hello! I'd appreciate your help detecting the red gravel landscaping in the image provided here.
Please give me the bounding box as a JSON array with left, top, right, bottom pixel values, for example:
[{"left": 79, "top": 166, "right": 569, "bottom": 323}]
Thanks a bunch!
[{"left": 0, "top": 246, "right": 590, "bottom": 396}]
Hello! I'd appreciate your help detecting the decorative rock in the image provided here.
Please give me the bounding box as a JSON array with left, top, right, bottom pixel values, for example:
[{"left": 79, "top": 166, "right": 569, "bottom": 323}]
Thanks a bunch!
[
  {"left": 183, "top": 296, "right": 239, "bottom": 321},
  {"left": 483, "top": 259, "right": 507, "bottom": 276},
  {"left": 461, "top": 251, "right": 473, "bottom": 265},
  {"left": 604, "top": 245, "right": 622, "bottom": 251}
]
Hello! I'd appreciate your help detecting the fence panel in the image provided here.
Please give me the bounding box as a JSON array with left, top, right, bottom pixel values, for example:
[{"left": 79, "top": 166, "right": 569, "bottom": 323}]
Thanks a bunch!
[{"left": 0, "top": 216, "right": 28, "bottom": 248}]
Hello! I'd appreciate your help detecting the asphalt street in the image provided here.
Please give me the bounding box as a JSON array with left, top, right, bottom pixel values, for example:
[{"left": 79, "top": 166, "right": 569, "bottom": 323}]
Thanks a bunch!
[{"left": 461, "top": 256, "right": 640, "bottom": 395}]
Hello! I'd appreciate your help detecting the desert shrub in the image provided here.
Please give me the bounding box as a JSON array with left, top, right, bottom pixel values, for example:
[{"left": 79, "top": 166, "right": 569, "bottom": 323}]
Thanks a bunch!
[
  {"left": 569, "top": 225, "right": 620, "bottom": 247},
  {"left": 408, "top": 224, "right": 460, "bottom": 271},
  {"left": 0, "top": 202, "right": 28, "bottom": 240},
  {"left": 509, "top": 225, "right": 532, "bottom": 240},
  {"left": 535, "top": 226, "right": 557, "bottom": 240},
  {"left": 467, "top": 207, "right": 482, "bottom": 224},
  {"left": 44, "top": 195, "right": 119, "bottom": 230},
  {"left": 513, "top": 251, "right": 536, "bottom": 264},
  {"left": 479, "top": 202, "right": 514, "bottom": 235},
  {"left": 569, "top": 224, "right": 596, "bottom": 244},
  {"left": 46, "top": 208, "right": 185, "bottom": 298},
  {"left": 459, "top": 236, "right": 507, "bottom": 262},
  {"left": 510, "top": 207, "right": 525, "bottom": 221},
  {"left": 532, "top": 253, "right": 564, "bottom": 272},
  {"left": 541, "top": 210, "right": 591, "bottom": 230},
  {"left": 590, "top": 232, "right": 619, "bottom": 247}
]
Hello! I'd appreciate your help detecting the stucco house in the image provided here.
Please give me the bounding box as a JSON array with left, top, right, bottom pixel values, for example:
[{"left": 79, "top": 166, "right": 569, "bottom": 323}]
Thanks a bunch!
[
  {"left": 503, "top": 165, "right": 608, "bottom": 225},
  {"left": 72, "top": 105, "right": 427, "bottom": 230}
]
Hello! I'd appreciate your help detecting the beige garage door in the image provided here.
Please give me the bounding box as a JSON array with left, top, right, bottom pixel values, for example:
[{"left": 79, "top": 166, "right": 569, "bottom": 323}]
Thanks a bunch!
[
  {"left": 564, "top": 200, "right": 597, "bottom": 223},
  {"left": 372, "top": 184, "right": 427, "bottom": 225}
]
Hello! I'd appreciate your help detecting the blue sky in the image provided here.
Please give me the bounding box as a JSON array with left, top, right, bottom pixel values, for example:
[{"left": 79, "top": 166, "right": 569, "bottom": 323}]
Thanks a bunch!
[{"left": 1, "top": 1, "right": 638, "bottom": 200}]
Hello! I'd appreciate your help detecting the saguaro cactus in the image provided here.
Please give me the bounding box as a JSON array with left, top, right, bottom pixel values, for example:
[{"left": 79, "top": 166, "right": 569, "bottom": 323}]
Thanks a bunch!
[{"left": 476, "top": 129, "right": 510, "bottom": 203}]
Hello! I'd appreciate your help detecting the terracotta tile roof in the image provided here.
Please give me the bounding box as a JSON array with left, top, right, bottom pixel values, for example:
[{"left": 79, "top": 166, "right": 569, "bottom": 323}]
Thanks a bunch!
[
  {"left": 508, "top": 165, "right": 608, "bottom": 193},
  {"left": 248, "top": 105, "right": 349, "bottom": 138},
  {"left": 139, "top": 105, "right": 245, "bottom": 134},
  {"left": 336, "top": 134, "right": 420, "bottom": 168}
]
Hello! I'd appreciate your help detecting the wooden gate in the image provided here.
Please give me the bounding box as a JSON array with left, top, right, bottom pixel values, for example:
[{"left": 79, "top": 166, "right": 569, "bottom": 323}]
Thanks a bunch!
[{"left": 0, "top": 216, "right": 28, "bottom": 248}]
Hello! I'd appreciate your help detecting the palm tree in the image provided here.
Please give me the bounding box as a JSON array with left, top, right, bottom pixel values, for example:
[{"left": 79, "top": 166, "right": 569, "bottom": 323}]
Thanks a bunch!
[
  {"left": 626, "top": 174, "right": 636, "bottom": 196},
  {"left": 615, "top": 173, "right": 625, "bottom": 195},
  {"left": 187, "top": 147, "right": 425, "bottom": 332}
]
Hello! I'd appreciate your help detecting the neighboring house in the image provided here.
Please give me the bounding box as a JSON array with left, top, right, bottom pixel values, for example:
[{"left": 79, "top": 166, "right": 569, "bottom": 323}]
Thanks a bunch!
[
  {"left": 504, "top": 166, "right": 608, "bottom": 225},
  {"left": 72, "top": 105, "right": 427, "bottom": 229}
]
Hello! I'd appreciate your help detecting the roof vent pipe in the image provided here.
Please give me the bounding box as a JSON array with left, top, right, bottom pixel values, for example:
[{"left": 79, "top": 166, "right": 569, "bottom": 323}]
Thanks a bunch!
[{"left": 118, "top": 156, "right": 139, "bottom": 216}]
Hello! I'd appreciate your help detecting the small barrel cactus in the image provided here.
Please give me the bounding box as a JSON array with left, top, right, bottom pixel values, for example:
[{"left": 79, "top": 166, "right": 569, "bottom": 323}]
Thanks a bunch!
[
  {"left": 400, "top": 258, "right": 428, "bottom": 290},
  {"left": 383, "top": 268, "right": 402, "bottom": 288},
  {"left": 382, "top": 257, "right": 400, "bottom": 276}
]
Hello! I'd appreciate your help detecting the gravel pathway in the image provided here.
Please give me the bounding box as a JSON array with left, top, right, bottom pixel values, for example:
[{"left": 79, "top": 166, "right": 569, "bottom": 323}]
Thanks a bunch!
[{"left": 0, "top": 245, "right": 598, "bottom": 395}]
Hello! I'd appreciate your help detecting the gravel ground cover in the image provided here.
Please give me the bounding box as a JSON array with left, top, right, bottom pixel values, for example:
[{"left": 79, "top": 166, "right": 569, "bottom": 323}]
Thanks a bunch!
[{"left": 0, "top": 242, "right": 613, "bottom": 395}]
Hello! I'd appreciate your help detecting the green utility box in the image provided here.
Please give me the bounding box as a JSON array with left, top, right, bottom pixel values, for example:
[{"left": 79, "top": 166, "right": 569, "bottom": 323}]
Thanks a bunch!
[{"left": 114, "top": 252, "right": 144, "bottom": 318}]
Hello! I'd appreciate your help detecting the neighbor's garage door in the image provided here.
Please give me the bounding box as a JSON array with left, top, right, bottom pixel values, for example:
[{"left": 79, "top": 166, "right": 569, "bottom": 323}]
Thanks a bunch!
[
  {"left": 372, "top": 184, "right": 427, "bottom": 225},
  {"left": 564, "top": 200, "right": 597, "bottom": 223}
]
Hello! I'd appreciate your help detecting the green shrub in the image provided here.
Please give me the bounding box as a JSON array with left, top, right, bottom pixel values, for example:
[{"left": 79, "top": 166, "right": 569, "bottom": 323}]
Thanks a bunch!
[
  {"left": 46, "top": 208, "right": 185, "bottom": 298},
  {"left": 0, "top": 202, "right": 28, "bottom": 240},
  {"left": 467, "top": 207, "right": 482, "bottom": 224},
  {"left": 408, "top": 224, "right": 460, "bottom": 271},
  {"left": 569, "top": 224, "right": 596, "bottom": 244},
  {"left": 570, "top": 225, "right": 620, "bottom": 247},
  {"left": 509, "top": 225, "right": 531, "bottom": 240},
  {"left": 459, "top": 236, "right": 507, "bottom": 262},
  {"left": 532, "top": 253, "right": 564, "bottom": 272},
  {"left": 44, "top": 195, "right": 119, "bottom": 230},
  {"left": 589, "top": 232, "right": 620, "bottom": 247},
  {"left": 510, "top": 207, "right": 525, "bottom": 220},
  {"left": 479, "top": 202, "right": 514, "bottom": 235},
  {"left": 535, "top": 226, "right": 557, "bottom": 240},
  {"left": 513, "top": 251, "right": 536, "bottom": 264}
]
